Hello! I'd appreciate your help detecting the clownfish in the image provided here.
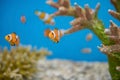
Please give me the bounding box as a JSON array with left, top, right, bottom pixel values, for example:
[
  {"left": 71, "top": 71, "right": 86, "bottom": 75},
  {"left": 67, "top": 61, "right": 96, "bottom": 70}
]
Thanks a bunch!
[
  {"left": 5, "top": 32, "right": 20, "bottom": 46},
  {"left": 44, "top": 28, "right": 64, "bottom": 43},
  {"left": 35, "top": 11, "right": 55, "bottom": 25}
]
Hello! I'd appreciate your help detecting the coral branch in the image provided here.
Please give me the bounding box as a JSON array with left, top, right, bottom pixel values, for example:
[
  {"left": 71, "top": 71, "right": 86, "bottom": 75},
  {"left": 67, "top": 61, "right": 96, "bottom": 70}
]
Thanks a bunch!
[
  {"left": 98, "top": 20, "right": 120, "bottom": 80},
  {"left": 98, "top": 20, "right": 120, "bottom": 56},
  {"left": 94, "top": 3, "right": 100, "bottom": 18},
  {"left": 116, "top": 66, "right": 120, "bottom": 71},
  {"left": 46, "top": 0, "right": 59, "bottom": 8},
  {"left": 64, "top": 25, "right": 84, "bottom": 34},
  {"left": 111, "top": 0, "right": 120, "bottom": 13},
  {"left": 109, "top": 9, "right": 120, "bottom": 21},
  {"left": 110, "top": 0, "right": 120, "bottom": 21},
  {"left": 98, "top": 44, "right": 120, "bottom": 56},
  {"left": 64, "top": 3, "right": 102, "bottom": 35},
  {"left": 46, "top": 0, "right": 76, "bottom": 17},
  {"left": 74, "top": 3, "right": 84, "bottom": 18},
  {"left": 85, "top": 4, "right": 93, "bottom": 20},
  {"left": 106, "top": 20, "right": 120, "bottom": 44}
]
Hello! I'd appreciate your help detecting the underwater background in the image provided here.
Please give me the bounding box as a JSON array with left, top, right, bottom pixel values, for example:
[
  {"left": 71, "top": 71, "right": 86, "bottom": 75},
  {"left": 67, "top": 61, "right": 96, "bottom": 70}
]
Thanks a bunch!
[{"left": 0, "top": 0, "right": 120, "bottom": 61}]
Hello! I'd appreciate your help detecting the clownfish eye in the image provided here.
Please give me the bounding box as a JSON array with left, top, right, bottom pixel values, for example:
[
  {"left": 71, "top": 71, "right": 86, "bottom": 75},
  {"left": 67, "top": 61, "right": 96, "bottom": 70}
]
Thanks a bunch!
[
  {"left": 7, "top": 34, "right": 12, "bottom": 41},
  {"left": 8, "top": 34, "right": 11, "bottom": 37},
  {"left": 51, "top": 32, "right": 54, "bottom": 35},
  {"left": 51, "top": 31, "right": 56, "bottom": 39},
  {"left": 8, "top": 35, "right": 10, "bottom": 38}
]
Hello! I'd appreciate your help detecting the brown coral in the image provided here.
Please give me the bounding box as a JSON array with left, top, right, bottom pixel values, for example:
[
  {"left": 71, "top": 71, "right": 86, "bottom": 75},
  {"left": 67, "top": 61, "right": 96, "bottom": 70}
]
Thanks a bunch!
[
  {"left": 109, "top": 9, "right": 120, "bottom": 21},
  {"left": 46, "top": 0, "right": 75, "bottom": 17},
  {"left": 109, "top": 0, "right": 120, "bottom": 20},
  {"left": 64, "top": 3, "right": 100, "bottom": 34},
  {"left": 98, "top": 20, "right": 120, "bottom": 56},
  {"left": 110, "top": 0, "right": 120, "bottom": 13},
  {"left": 46, "top": 0, "right": 100, "bottom": 35},
  {"left": 116, "top": 66, "right": 120, "bottom": 71}
]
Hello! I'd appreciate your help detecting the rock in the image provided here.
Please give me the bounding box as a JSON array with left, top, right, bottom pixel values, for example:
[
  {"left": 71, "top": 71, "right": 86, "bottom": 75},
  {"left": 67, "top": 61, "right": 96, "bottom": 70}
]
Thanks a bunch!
[{"left": 37, "top": 59, "right": 111, "bottom": 80}]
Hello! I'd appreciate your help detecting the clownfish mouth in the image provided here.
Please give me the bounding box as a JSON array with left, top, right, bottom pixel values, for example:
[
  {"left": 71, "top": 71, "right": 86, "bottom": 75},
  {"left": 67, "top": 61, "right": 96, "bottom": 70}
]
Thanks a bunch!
[
  {"left": 56, "top": 41, "right": 59, "bottom": 43},
  {"left": 5, "top": 36, "right": 7, "bottom": 40},
  {"left": 54, "top": 40, "right": 59, "bottom": 43},
  {"left": 50, "top": 39, "right": 59, "bottom": 43}
]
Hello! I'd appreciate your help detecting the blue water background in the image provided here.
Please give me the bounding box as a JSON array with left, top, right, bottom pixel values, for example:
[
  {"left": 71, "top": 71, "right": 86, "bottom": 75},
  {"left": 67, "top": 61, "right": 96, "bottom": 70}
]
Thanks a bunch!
[{"left": 0, "top": 0, "right": 120, "bottom": 62}]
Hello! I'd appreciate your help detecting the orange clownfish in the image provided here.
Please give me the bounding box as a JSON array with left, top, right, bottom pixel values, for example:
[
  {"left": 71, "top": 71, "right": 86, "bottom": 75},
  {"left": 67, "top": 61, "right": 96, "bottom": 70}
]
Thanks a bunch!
[
  {"left": 35, "top": 11, "right": 55, "bottom": 25},
  {"left": 5, "top": 32, "right": 20, "bottom": 46},
  {"left": 44, "top": 28, "right": 64, "bottom": 43}
]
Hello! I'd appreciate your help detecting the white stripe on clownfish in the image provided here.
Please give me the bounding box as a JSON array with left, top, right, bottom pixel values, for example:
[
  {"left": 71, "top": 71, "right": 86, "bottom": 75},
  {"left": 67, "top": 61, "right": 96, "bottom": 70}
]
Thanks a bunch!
[
  {"left": 8, "top": 34, "right": 12, "bottom": 41},
  {"left": 51, "top": 31, "right": 56, "bottom": 39},
  {"left": 43, "top": 13, "right": 49, "bottom": 21},
  {"left": 16, "top": 35, "right": 19, "bottom": 41},
  {"left": 58, "top": 30, "right": 60, "bottom": 40}
]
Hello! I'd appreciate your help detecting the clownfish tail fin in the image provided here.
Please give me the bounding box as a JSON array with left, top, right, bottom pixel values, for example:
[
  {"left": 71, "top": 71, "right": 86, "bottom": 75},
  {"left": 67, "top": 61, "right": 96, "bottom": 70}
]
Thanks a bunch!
[{"left": 60, "top": 29, "right": 66, "bottom": 36}]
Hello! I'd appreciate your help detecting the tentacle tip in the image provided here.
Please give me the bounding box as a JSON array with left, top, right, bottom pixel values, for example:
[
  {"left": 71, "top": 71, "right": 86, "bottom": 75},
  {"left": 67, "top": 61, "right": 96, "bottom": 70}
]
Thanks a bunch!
[
  {"left": 46, "top": 0, "right": 52, "bottom": 4},
  {"left": 97, "top": 2, "right": 100, "bottom": 5},
  {"left": 108, "top": 9, "right": 112, "bottom": 12},
  {"left": 100, "top": 44, "right": 103, "bottom": 46},
  {"left": 97, "top": 46, "right": 101, "bottom": 49},
  {"left": 111, "top": 0, "right": 116, "bottom": 3},
  {"left": 109, "top": 20, "right": 113, "bottom": 23},
  {"left": 85, "top": 4, "right": 89, "bottom": 7},
  {"left": 104, "top": 29, "right": 110, "bottom": 34},
  {"left": 59, "top": 7, "right": 65, "bottom": 11},
  {"left": 116, "top": 66, "right": 120, "bottom": 71},
  {"left": 70, "top": 21, "right": 73, "bottom": 25}
]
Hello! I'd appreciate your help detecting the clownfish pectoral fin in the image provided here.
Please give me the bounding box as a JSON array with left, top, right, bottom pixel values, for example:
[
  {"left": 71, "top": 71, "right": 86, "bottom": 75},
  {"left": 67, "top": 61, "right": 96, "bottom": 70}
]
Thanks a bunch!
[
  {"left": 44, "top": 29, "right": 51, "bottom": 37},
  {"left": 10, "top": 43, "right": 15, "bottom": 46},
  {"left": 53, "top": 41, "right": 59, "bottom": 43},
  {"left": 16, "top": 38, "right": 20, "bottom": 46},
  {"left": 54, "top": 28, "right": 59, "bottom": 33},
  {"left": 56, "top": 41, "right": 59, "bottom": 43}
]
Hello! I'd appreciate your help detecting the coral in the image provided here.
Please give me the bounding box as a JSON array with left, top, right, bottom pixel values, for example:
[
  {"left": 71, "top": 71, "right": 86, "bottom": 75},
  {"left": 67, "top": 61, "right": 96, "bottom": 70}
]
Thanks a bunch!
[
  {"left": 97, "top": 20, "right": 120, "bottom": 80},
  {"left": 43, "top": 0, "right": 120, "bottom": 79},
  {"left": 109, "top": 9, "right": 120, "bottom": 21},
  {"left": 116, "top": 66, "right": 120, "bottom": 71},
  {"left": 98, "top": 21, "right": 120, "bottom": 55},
  {"left": 46, "top": 0, "right": 76, "bottom": 17},
  {"left": 109, "top": 0, "right": 120, "bottom": 21},
  {"left": 0, "top": 46, "right": 50, "bottom": 80}
]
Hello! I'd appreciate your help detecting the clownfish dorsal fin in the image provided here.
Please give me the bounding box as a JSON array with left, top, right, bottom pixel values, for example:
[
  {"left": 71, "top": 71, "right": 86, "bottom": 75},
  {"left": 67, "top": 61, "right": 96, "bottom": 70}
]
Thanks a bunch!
[
  {"left": 54, "top": 28, "right": 58, "bottom": 30},
  {"left": 12, "top": 32, "right": 16, "bottom": 35},
  {"left": 54, "top": 28, "right": 58, "bottom": 32},
  {"left": 44, "top": 29, "right": 51, "bottom": 37}
]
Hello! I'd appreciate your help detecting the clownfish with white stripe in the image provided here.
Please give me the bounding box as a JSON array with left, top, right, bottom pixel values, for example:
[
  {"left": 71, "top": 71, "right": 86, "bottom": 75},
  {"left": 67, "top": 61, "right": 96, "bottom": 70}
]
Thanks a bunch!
[
  {"left": 5, "top": 32, "right": 20, "bottom": 46},
  {"left": 44, "top": 28, "right": 64, "bottom": 43},
  {"left": 35, "top": 11, "right": 55, "bottom": 25}
]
